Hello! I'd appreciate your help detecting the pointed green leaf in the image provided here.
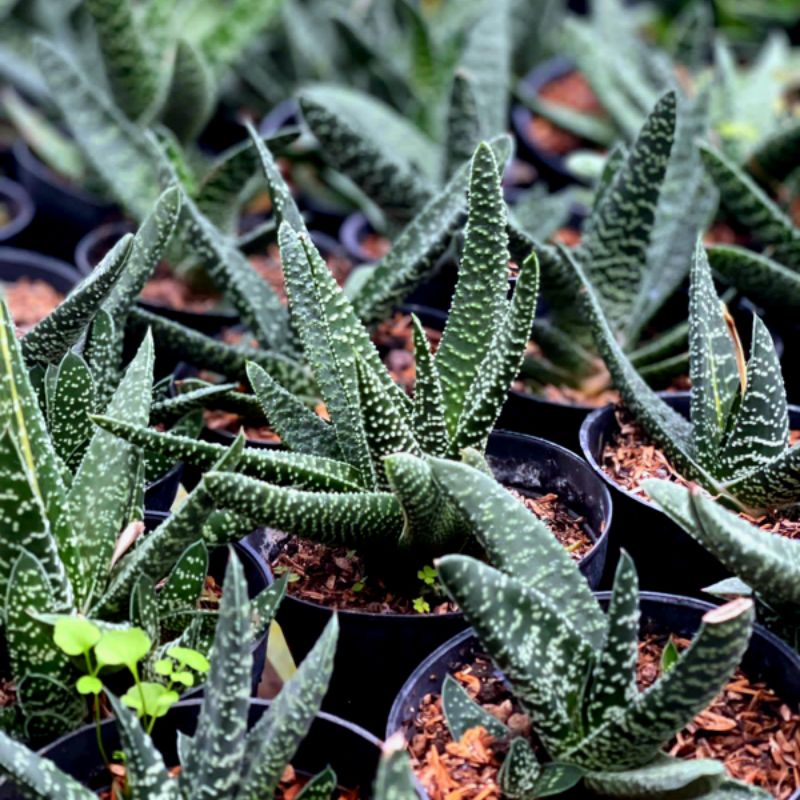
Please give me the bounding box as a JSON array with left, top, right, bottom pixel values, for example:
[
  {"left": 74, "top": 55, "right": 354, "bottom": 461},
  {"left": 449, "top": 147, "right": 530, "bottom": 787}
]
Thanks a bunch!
[
  {"left": 157, "top": 540, "right": 209, "bottom": 619},
  {"left": 161, "top": 39, "right": 214, "bottom": 144},
  {"left": 442, "top": 71, "right": 481, "bottom": 182},
  {"left": 442, "top": 673, "right": 507, "bottom": 741},
  {"left": 48, "top": 353, "right": 96, "bottom": 470},
  {"left": 411, "top": 316, "right": 449, "bottom": 457},
  {"left": 498, "top": 737, "right": 540, "bottom": 800}
]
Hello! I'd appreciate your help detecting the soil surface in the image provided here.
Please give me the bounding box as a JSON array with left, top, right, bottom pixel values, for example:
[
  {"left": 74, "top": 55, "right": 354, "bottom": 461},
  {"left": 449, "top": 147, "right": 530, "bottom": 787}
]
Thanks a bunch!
[
  {"left": 139, "top": 263, "right": 221, "bottom": 313},
  {"left": 360, "top": 232, "right": 391, "bottom": 261},
  {"left": 4, "top": 277, "right": 64, "bottom": 332},
  {"left": 528, "top": 71, "right": 605, "bottom": 156},
  {"left": 601, "top": 407, "right": 800, "bottom": 540},
  {"left": 406, "top": 633, "right": 800, "bottom": 800},
  {"left": 276, "top": 765, "right": 359, "bottom": 800},
  {"left": 267, "top": 485, "right": 595, "bottom": 614}
]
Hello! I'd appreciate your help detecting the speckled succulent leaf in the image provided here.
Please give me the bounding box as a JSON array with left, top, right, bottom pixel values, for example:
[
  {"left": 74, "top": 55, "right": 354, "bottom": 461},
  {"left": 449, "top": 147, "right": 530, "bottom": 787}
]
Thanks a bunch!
[
  {"left": 85, "top": 310, "right": 120, "bottom": 410},
  {"left": 383, "top": 453, "right": 460, "bottom": 551},
  {"left": 250, "top": 573, "right": 287, "bottom": 641},
  {"left": 635, "top": 90, "right": 717, "bottom": 333},
  {"left": 352, "top": 134, "right": 512, "bottom": 327},
  {"left": 84, "top": 0, "right": 159, "bottom": 121},
  {"left": 246, "top": 122, "right": 306, "bottom": 233},
  {"left": 443, "top": 70, "right": 482, "bottom": 182},
  {"left": 198, "top": 129, "right": 298, "bottom": 234},
  {"left": 246, "top": 362, "right": 341, "bottom": 460},
  {"left": 436, "top": 555, "right": 594, "bottom": 753},
  {"left": 585, "top": 552, "right": 639, "bottom": 729},
  {"left": 103, "top": 187, "right": 182, "bottom": 322},
  {"left": 94, "top": 435, "right": 246, "bottom": 616},
  {"left": 699, "top": 143, "right": 797, "bottom": 246},
  {"left": 563, "top": 247, "right": 703, "bottom": 480},
  {"left": 0, "top": 300, "right": 68, "bottom": 527},
  {"left": 239, "top": 616, "right": 339, "bottom": 800},
  {"left": 63, "top": 332, "right": 153, "bottom": 607},
  {"left": 106, "top": 694, "right": 178, "bottom": 800},
  {"left": 411, "top": 316, "right": 449, "bottom": 457},
  {"left": 20, "top": 237, "right": 131, "bottom": 367},
  {"left": 689, "top": 242, "right": 741, "bottom": 472},
  {"left": 157, "top": 540, "right": 208, "bottom": 620},
  {"left": 578, "top": 92, "right": 676, "bottom": 342},
  {"left": 749, "top": 120, "right": 800, "bottom": 184},
  {"left": 0, "top": 429, "right": 68, "bottom": 606},
  {"left": 129, "top": 574, "right": 159, "bottom": 646},
  {"left": 150, "top": 384, "right": 238, "bottom": 426},
  {"left": 452, "top": 251, "right": 539, "bottom": 453},
  {"left": 0, "top": 728, "right": 95, "bottom": 799},
  {"left": 584, "top": 755, "right": 726, "bottom": 799},
  {"left": 294, "top": 767, "right": 337, "bottom": 800},
  {"left": 459, "top": 0, "right": 509, "bottom": 138},
  {"left": 34, "top": 40, "right": 164, "bottom": 219},
  {"left": 436, "top": 143, "right": 509, "bottom": 435},
  {"left": 429, "top": 458, "right": 606, "bottom": 645},
  {"left": 178, "top": 193, "right": 290, "bottom": 353},
  {"left": 647, "top": 481, "right": 800, "bottom": 609},
  {"left": 89, "top": 416, "right": 364, "bottom": 491},
  {"left": 356, "top": 356, "right": 420, "bottom": 483},
  {"left": 707, "top": 245, "right": 800, "bottom": 311},
  {"left": 442, "top": 673, "right": 508, "bottom": 741},
  {"left": 127, "top": 308, "right": 312, "bottom": 394},
  {"left": 179, "top": 553, "right": 252, "bottom": 799},
  {"left": 717, "top": 316, "right": 788, "bottom": 481},
  {"left": 160, "top": 38, "right": 214, "bottom": 144},
  {"left": 154, "top": 126, "right": 198, "bottom": 197},
  {"left": 199, "top": 0, "right": 283, "bottom": 76},
  {"left": 298, "top": 90, "right": 433, "bottom": 226},
  {"left": 372, "top": 739, "right": 419, "bottom": 800},
  {"left": 47, "top": 352, "right": 95, "bottom": 471},
  {"left": 669, "top": 0, "right": 713, "bottom": 71},
  {"left": 563, "top": 598, "right": 754, "bottom": 770},
  {"left": 531, "top": 763, "right": 586, "bottom": 798},
  {"left": 5, "top": 551, "right": 76, "bottom": 724},
  {"left": 498, "top": 736, "right": 540, "bottom": 799},
  {"left": 205, "top": 471, "right": 404, "bottom": 547}
]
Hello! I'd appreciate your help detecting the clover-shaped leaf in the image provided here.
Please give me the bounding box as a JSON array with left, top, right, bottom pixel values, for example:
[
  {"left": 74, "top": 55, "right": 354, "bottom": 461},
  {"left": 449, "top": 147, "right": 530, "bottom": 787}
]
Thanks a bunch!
[
  {"left": 95, "top": 628, "right": 152, "bottom": 671},
  {"left": 121, "top": 682, "right": 179, "bottom": 719},
  {"left": 166, "top": 646, "right": 210, "bottom": 674},
  {"left": 54, "top": 617, "right": 102, "bottom": 657},
  {"left": 76, "top": 675, "right": 103, "bottom": 696}
]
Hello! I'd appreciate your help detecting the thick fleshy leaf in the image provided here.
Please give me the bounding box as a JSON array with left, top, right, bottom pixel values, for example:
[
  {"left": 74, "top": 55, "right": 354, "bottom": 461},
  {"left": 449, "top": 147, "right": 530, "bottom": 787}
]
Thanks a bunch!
[
  {"left": 436, "top": 143, "right": 509, "bottom": 435},
  {"left": 156, "top": 540, "right": 209, "bottom": 619},
  {"left": 47, "top": 352, "right": 96, "bottom": 470},
  {"left": 295, "top": 768, "right": 337, "bottom": 800},
  {"left": 160, "top": 38, "right": 215, "bottom": 144},
  {"left": 429, "top": 458, "right": 606, "bottom": 646},
  {"left": 238, "top": 617, "right": 339, "bottom": 800},
  {"left": 130, "top": 575, "right": 159, "bottom": 645},
  {"left": 372, "top": 738, "right": 419, "bottom": 800},
  {"left": 498, "top": 737, "right": 540, "bottom": 799},
  {"left": 411, "top": 316, "right": 449, "bottom": 457},
  {"left": 442, "top": 673, "right": 507, "bottom": 740},
  {"left": 442, "top": 71, "right": 481, "bottom": 182}
]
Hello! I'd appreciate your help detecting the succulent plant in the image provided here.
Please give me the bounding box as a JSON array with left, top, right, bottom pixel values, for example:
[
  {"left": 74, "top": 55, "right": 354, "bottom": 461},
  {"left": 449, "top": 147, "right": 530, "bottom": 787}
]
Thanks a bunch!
[
  {"left": 0, "top": 283, "right": 284, "bottom": 740},
  {"left": 92, "top": 142, "right": 539, "bottom": 565},
  {"left": 423, "top": 457, "right": 763, "bottom": 799},
  {"left": 700, "top": 141, "right": 800, "bottom": 314},
  {"left": 646, "top": 479, "right": 800, "bottom": 651},
  {"left": 512, "top": 90, "right": 716, "bottom": 396},
  {"left": 566, "top": 230, "right": 800, "bottom": 515},
  {"left": 0, "top": 552, "right": 342, "bottom": 800}
]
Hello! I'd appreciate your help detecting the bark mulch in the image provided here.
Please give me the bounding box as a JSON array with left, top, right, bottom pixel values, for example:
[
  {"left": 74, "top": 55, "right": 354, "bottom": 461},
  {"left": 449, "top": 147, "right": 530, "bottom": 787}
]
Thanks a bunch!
[
  {"left": 4, "top": 277, "right": 63, "bottom": 331},
  {"left": 407, "top": 635, "right": 800, "bottom": 800}
]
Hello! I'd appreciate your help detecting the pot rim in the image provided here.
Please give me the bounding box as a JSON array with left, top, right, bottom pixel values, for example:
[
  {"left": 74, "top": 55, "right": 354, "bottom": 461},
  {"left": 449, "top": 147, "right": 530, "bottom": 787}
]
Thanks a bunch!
[
  {"left": 0, "top": 177, "right": 34, "bottom": 241},
  {"left": 272, "top": 427, "right": 612, "bottom": 622},
  {"left": 0, "top": 245, "right": 80, "bottom": 287}
]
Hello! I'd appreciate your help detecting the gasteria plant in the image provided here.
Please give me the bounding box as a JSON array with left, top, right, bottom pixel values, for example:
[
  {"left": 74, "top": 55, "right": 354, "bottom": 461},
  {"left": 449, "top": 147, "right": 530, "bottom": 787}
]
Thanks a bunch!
[
  {"left": 646, "top": 480, "right": 800, "bottom": 651},
  {"left": 426, "top": 458, "right": 762, "bottom": 799},
  {"left": 0, "top": 552, "right": 346, "bottom": 800},
  {"left": 92, "top": 142, "right": 539, "bottom": 565},
  {"left": 699, "top": 141, "right": 800, "bottom": 313},
  {"left": 514, "top": 89, "right": 716, "bottom": 395},
  {"left": 0, "top": 289, "right": 284, "bottom": 741},
  {"left": 566, "top": 235, "right": 800, "bottom": 515}
]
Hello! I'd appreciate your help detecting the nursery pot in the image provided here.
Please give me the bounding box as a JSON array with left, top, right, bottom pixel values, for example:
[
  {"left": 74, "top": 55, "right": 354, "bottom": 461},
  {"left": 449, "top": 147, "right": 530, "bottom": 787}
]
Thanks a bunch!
[
  {"left": 579, "top": 393, "right": 800, "bottom": 596},
  {"left": 340, "top": 212, "right": 458, "bottom": 312},
  {"left": 12, "top": 139, "right": 116, "bottom": 261},
  {"left": 387, "top": 592, "right": 800, "bottom": 800},
  {"left": 0, "top": 177, "right": 34, "bottom": 247},
  {"left": 265, "top": 429, "right": 611, "bottom": 736},
  {"left": 0, "top": 700, "right": 381, "bottom": 797},
  {"left": 74, "top": 220, "right": 240, "bottom": 337},
  {"left": 0, "top": 246, "right": 78, "bottom": 295},
  {"left": 141, "top": 512, "right": 271, "bottom": 696},
  {"left": 511, "top": 56, "right": 591, "bottom": 190}
]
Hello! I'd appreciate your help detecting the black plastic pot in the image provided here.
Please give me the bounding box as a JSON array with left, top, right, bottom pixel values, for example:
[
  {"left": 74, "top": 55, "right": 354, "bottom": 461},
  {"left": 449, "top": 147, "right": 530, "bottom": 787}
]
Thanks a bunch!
[
  {"left": 144, "top": 512, "right": 270, "bottom": 696},
  {"left": 143, "top": 462, "right": 183, "bottom": 514},
  {"left": 580, "top": 393, "right": 800, "bottom": 595},
  {"left": 74, "top": 220, "right": 240, "bottom": 337},
  {"left": 387, "top": 592, "right": 800, "bottom": 800},
  {"left": 512, "top": 56, "right": 592, "bottom": 190},
  {"left": 0, "top": 246, "right": 79, "bottom": 296},
  {"left": 12, "top": 139, "right": 117, "bottom": 261},
  {"left": 0, "top": 177, "right": 34, "bottom": 246},
  {"left": 264, "top": 428, "right": 611, "bottom": 736},
  {"left": 0, "top": 700, "right": 381, "bottom": 798}
]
